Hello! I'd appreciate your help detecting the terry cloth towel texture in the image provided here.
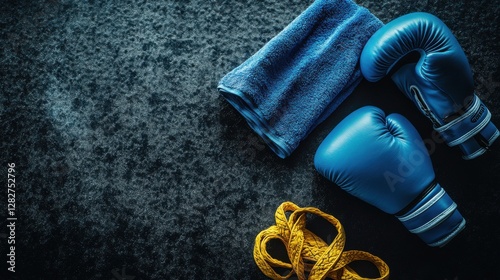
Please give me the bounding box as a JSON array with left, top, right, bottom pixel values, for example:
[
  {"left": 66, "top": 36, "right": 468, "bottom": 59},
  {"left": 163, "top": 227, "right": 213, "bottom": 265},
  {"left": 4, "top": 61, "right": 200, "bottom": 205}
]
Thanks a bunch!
[{"left": 218, "top": 0, "right": 383, "bottom": 158}]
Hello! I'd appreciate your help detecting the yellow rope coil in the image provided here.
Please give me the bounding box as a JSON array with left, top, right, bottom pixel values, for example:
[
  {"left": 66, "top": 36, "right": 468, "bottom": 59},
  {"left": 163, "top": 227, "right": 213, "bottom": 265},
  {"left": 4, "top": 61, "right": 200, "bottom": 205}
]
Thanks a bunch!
[{"left": 254, "top": 202, "right": 390, "bottom": 280}]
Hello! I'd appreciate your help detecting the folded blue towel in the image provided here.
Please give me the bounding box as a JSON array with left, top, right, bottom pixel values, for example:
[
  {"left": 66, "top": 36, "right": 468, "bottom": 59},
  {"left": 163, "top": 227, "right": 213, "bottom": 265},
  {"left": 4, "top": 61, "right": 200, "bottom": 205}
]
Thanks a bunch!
[{"left": 218, "top": 0, "right": 382, "bottom": 158}]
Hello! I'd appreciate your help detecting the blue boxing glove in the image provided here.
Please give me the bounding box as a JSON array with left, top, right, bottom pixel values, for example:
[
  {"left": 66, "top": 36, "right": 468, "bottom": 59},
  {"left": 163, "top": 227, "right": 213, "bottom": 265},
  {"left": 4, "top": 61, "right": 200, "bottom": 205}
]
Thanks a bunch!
[
  {"left": 314, "top": 106, "right": 466, "bottom": 247},
  {"left": 360, "top": 12, "right": 499, "bottom": 160}
]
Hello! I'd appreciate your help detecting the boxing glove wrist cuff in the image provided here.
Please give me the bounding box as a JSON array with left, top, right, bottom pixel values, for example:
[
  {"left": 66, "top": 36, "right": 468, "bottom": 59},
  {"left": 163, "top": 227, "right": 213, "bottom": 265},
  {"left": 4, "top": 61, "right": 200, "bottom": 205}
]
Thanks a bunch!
[
  {"left": 459, "top": 122, "right": 500, "bottom": 160},
  {"left": 435, "top": 95, "right": 499, "bottom": 159},
  {"left": 395, "top": 182, "right": 466, "bottom": 247}
]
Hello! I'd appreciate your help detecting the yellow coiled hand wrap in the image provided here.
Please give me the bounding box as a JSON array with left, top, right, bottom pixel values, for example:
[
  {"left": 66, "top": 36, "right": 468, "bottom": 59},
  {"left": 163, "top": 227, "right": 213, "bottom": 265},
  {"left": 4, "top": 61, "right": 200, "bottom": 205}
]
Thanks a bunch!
[{"left": 253, "top": 202, "right": 390, "bottom": 280}]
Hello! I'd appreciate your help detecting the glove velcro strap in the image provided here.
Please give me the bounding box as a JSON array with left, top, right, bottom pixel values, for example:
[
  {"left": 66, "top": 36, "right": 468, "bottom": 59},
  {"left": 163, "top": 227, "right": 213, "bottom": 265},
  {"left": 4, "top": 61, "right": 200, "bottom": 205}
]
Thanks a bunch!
[
  {"left": 458, "top": 121, "right": 500, "bottom": 160},
  {"left": 435, "top": 95, "right": 492, "bottom": 147},
  {"left": 395, "top": 183, "right": 466, "bottom": 247}
]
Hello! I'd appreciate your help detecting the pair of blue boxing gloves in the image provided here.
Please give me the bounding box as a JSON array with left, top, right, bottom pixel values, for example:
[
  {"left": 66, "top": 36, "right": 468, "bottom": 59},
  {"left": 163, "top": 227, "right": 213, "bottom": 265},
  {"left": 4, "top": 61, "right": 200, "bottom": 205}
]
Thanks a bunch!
[{"left": 314, "top": 13, "right": 499, "bottom": 247}]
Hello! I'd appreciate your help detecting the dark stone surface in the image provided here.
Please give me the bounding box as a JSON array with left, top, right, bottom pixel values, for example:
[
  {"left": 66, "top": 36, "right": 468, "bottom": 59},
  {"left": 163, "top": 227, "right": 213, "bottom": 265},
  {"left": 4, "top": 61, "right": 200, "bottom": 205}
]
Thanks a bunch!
[{"left": 1, "top": 0, "right": 499, "bottom": 279}]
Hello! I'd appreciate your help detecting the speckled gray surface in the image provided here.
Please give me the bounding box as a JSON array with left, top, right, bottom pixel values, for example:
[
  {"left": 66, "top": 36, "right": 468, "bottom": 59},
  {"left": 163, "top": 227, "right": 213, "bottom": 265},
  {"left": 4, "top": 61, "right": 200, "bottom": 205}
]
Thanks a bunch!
[{"left": 1, "top": 0, "right": 499, "bottom": 279}]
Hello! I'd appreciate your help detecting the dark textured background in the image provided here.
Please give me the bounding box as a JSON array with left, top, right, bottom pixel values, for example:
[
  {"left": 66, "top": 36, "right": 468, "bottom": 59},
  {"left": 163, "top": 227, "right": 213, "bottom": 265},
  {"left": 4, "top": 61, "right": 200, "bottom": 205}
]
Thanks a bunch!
[{"left": 1, "top": 0, "right": 499, "bottom": 279}]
